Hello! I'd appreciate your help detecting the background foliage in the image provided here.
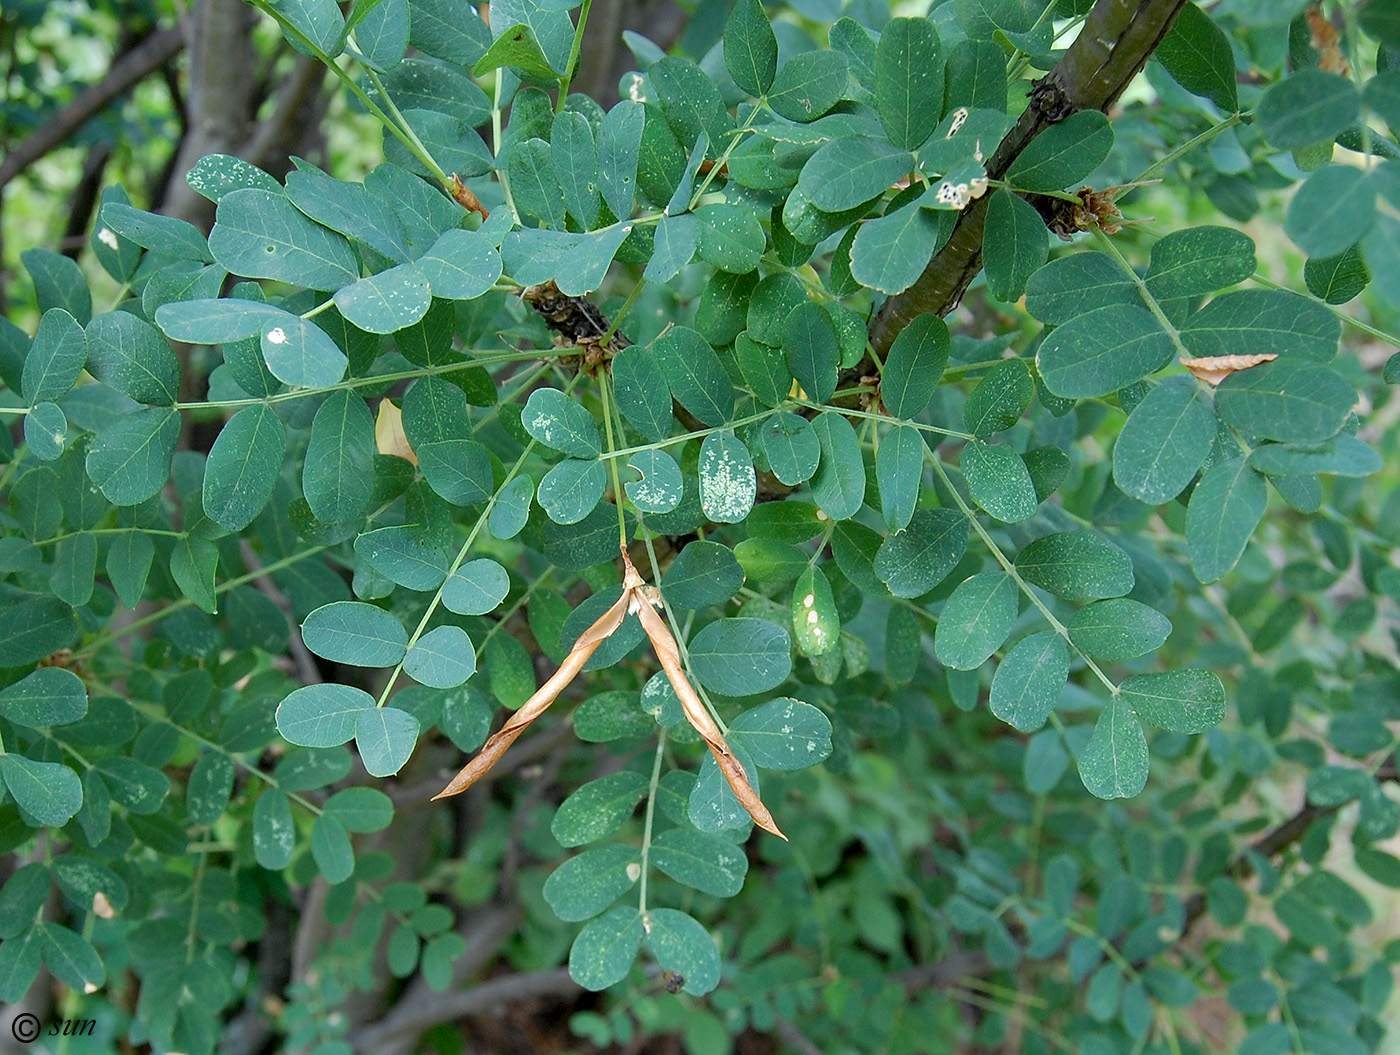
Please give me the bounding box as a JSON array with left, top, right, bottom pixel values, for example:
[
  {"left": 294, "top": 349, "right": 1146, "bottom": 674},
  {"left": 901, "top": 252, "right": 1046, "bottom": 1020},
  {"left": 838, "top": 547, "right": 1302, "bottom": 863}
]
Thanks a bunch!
[{"left": 2, "top": 0, "right": 1400, "bottom": 1053}]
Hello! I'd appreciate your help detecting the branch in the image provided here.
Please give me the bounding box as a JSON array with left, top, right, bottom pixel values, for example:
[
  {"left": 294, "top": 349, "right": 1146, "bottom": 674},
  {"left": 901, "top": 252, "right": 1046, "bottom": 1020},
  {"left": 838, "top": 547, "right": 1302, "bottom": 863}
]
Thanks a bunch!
[
  {"left": 0, "top": 26, "right": 186, "bottom": 191},
  {"left": 866, "top": 0, "right": 1188, "bottom": 358},
  {"left": 347, "top": 968, "right": 578, "bottom": 1054}
]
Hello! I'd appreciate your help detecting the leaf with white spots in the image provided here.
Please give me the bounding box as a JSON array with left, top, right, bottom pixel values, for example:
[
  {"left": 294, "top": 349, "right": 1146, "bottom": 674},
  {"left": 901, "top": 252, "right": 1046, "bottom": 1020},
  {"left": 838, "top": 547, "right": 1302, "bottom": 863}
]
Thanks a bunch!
[
  {"left": 698, "top": 431, "right": 756, "bottom": 523},
  {"left": 730, "top": 696, "right": 833, "bottom": 770},
  {"left": 791, "top": 566, "right": 839, "bottom": 657}
]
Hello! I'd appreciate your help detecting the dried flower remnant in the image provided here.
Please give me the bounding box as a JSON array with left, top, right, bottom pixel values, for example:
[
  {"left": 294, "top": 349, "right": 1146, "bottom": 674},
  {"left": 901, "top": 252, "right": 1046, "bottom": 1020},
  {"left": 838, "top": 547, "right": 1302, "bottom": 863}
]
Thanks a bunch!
[{"left": 449, "top": 174, "right": 490, "bottom": 220}]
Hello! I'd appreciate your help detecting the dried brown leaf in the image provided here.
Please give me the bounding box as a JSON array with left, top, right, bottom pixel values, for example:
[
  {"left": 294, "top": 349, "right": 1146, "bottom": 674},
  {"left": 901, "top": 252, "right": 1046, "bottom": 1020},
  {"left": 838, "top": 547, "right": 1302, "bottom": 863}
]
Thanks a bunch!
[{"left": 1180, "top": 353, "right": 1278, "bottom": 386}]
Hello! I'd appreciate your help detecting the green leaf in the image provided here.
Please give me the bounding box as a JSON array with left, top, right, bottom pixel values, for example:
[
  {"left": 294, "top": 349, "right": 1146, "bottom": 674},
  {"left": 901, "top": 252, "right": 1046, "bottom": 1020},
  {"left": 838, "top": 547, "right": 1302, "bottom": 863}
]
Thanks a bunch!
[
  {"left": 644, "top": 213, "right": 698, "bottom": 282},
  {"left": 23, "top": 401, "right": 66, "bottom": 461},
  {"left": 724, "top": 0, "right": 777, "bottom": 96},
  {"left": 1145, "top": 225, "right": 1256, "bottom": 299},
  {"left": 355, "top": 525, "right": 452, "bottom": 589},
  {"left": 538, "top": 459, "right": 606, "bottom": 525},
  {"left": 1037, "top": 305, "right": 1174, "bottom": 398},
  {"left": 624, "top": 450, "right": 684, "bottom": 513},
  {"left": 186, "top": 751, "right": 235, "bottom": 826},
  {"left": 261, "top": 314, "right": 348, "bottom": 388},
  {"left": 597, "top": 100, "right": 645, "bottom": 222},
  {"left": 1155, "top": 1, "right": 1238, "bottom": 111},
  {"left": 881, "top": 312, "right": 949, "bottom": 418},
  {"left": 551, "top": 771, "right": 649, "bottom": 846},
  {"left": 695, "top": 203, "right": 765, "bottom": 274},
  {"left": 768, "top": 50, "right": 849, "bottom": 123},
  {"left": 489, "top": 475, "right": 534, "bottom": 540},
  {"left": 332, "top": 263, "right": 431, "bottom": 334},
  {"left": 1215, "top": 358, "right": 1355, "bottom": 443},
  {"left": 302, "top": 601, "right": 408, "bottom": 666},
  {"left": 574, "top": 691, "right": 652, "bottom": 741},
  {"left": 100, "top": 201, "right": 212, "bottom": 262},
  {"left": 0, "top": 926, "right": 41, "bottom": 1003},
  {"left": 792, "top": 566, "right": 839, "bottom": 657},
  {"left": 509, "top": 138, "right": 566, "bottom": 228},
  {"left": 876, "top": 423, "right": 924, "bottom": 531},
  {"left": 651, "top": 828, "right": 748, "bottom": 896},
  {"left": 21, "top": 248, "right": 92, "bottom": 324},
  {"left": 0, "top": 756, "right": 82, "bottom": 827},
  {"left": 472, "top": 21, "right": 559, "bottom": 80},
  {"left": 22, "top": 309, "right": 87, "bottom": 406},
  {"left": 611, "top": 345, "right": 674, "bottom": 442},
  {"left": 203, "top": 404, "right": 285, "bottom": 531},
  {"left": 554, "top": 223, "right": 633, "bottom": 297},
  {"left": 552, "top": 111, "right": 600, "bottom": 228},
  {"left": 209, "top": 188, "right": 359, "bottom": 289},
  {"left": 1025, "top": 252, "right": 1137, "bottom": 324},
  {"left": 310, "top": 814, "right": 354, "bottom": 883},
  {"left": 651, "top": 326, "right": 734, "bottom": 427},
  {"left": 875, "top": 16, "right": 944, "bottom": 149},
  {"left": 304, "top": 390, "right": 375, "bottom": 523},
  {"left": 964, "top": 357, "right": 1032, "bottom": 437},
  {"left": 697, "top": 431, "right": 755, "bottom": 525},
  {"left": 1068, "top": 599, "right": 1172, "bottom": 662},
  {"left": 185, "top": 153, "right": 282, "bottom": 203},
  {"left": 934, "top": 571, "right": 1018, "bottom": 670},
  {"left": 1006, "top": 111, "right": 1114, "bottom": 192},
  {"left": 874, "top": 507, "right": 968, "bottom": 598},
  {"left": 403, "top": 625, "right": 476, "bottom": 688},
  {"left": 1249, "top": 434, "right": 1383, "bottom": 477},
  {"left": 169, "top": 534, "right": 218, "bottom": 614},
  {"left": 1078, "top": 697, "right": 1149, "bottom": 800},
  {"left": 569, "top": 905, "right": 643, "bottom": 991},
  {"left": 990, "top": 631, "right": 1068, "bottom": 732},
  {"left": 84, "top": 311, "right": 180, "bottom": 406},
  {"left": 1285, "top": 165, "right": 1376, "bottom": 259},
  {"left": 1014, "top": 532, "right": 1134, "bottom": 601},
  {"left": 736, "top": 538, "right": 808, "bottom": 582},
  {"left": 661, "top": 540, "right": 744, "bottom": 609},
  {"left": 353, "top": 0, "right": 410, "bottom": 68},
  {"left": 731, "top": 696, "right": 833, "bottom": 769},
  {"left": 401, "top": 377, "right": 493, "bottom": 505},
  {"left": 277, "top": 683, "right": 376, "bottom": 747},
  {"left": 759, "top": 413, "right": 820, "bottom": 487},
  {"left": 651, "top": 56, "right": 733, "bottom": 149},
  {"left": 154, "top": 297, "right": 291, "bottom": 344},
  {"left": 0, "top": 667, "right": 87, "bottom": 728},
  {"left": 983, "top": 190, "right": 1047, "bottom": 301},
  {"left": 689, "top": 618, "right": 792, "bottom": 696},
  {"left": 322, "top": 786, "right": 394, "bottom": 832},
  {"left": 849, "top": 203, "right": 943, "bottom": 296},
  {"left": 1186, "top": 458, "right": 1267, "bottom": 583},
  {"left": 544, "top": 845, "right": 641, "bottom": 922},
  {"left": 524, "top": 387, "right": 601, "bottom": 457},
  {"left": 0, "top": 865, "right": 50, "bottom": 940},
  {"left": 1120, "top": 670, "right": 1226, "bottom": 733},
  {"left": 442, "top": 559, "right": 509, "bottom": 615},
  {"left": 1305, "top": 245, "right": 1369, "bottom": 304},
  {"left": 810, "top": 411, "right": 866, "bottom": 520},
  {"left": 690, "top": 741, "right": 761, "bottom": 832},
  {"left": 252, "top": 788, "right": 295, "bottom": 869},
  {"left": 646, "top": 908, "right": 721, "bottom": 996},
  {"left": 356, "top": 706, "right": 420, "bottom": 776},
  {"left": 416, "top": 229, "right": 501, "bottom": 299},
  {"left": 49, "top": 532, "right": 96, "bottom": 608},
  {"left": 1257, "top": 69, "right": 1359, "bottom": 149},
  {"left": 962, "top": 441, "right": 1038, "bottom": 523},
  {"left": 37, "top": 922, "right": 104, "bottom": 992},
  {"left": 1112, "top": 376, "right": 1215, "bottom": 504},
  {"left": 783, "top": 302, "right": 840, "bottom": 404},
  {"left": 802, "top": 137, "right": 910, "bottom": 214},
  {"left": 86, "top": 407, "right": 180, "bottom": 505}
]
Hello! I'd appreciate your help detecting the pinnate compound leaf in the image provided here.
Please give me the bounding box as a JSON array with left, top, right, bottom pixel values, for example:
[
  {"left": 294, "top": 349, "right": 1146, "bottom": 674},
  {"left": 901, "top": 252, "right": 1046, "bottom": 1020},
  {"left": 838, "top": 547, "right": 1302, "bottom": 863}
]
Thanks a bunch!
[
  {"left": 990, "top": 631, "right": 1068, "bottom": 733},
  {"left": 935, "top": 571, "right": 1018, "bottom": 670},
  {"left": 646, "top": 908, "right": 721, "bottom": 996},
  {"left": 301, "top": 601, "right": 408, "bottom": 666},
  {"left": 730, "top": 696, "right": 832, "bottom": 769},
  {"left": 277, "top": 683, "right": 376, "bottom": 747},
  {"left": 1078, "top": 697, "right": 1149, "bottom": 800},
  {"left": 1120, "top": 670, "right": 1226, "bottom": 733},
  {"left": 569, "top": 905, "right": 643, "bottom": 991},
  {"left": 356, "top": 706, "right": 420, "bottom": 776},
  {"left": 544, "top": 845, "right": 640, "bottom": 922}
]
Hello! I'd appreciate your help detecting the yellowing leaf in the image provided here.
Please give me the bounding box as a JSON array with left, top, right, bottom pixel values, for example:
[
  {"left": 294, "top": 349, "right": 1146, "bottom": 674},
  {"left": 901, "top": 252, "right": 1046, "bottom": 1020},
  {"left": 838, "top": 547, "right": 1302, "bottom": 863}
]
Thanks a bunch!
[{"left": 376, "top": 399, "right": 416, "bottom": 464}]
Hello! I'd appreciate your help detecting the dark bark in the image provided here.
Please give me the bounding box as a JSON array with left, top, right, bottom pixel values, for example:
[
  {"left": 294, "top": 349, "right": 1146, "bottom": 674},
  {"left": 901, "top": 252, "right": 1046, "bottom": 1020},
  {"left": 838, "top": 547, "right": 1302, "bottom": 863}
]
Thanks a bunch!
[
  {"left": 866, "top": 0, "right": 1189, "bottom": 359},
  {"left": 60, "top": 143, "right": 113, "bottom": 259}
]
